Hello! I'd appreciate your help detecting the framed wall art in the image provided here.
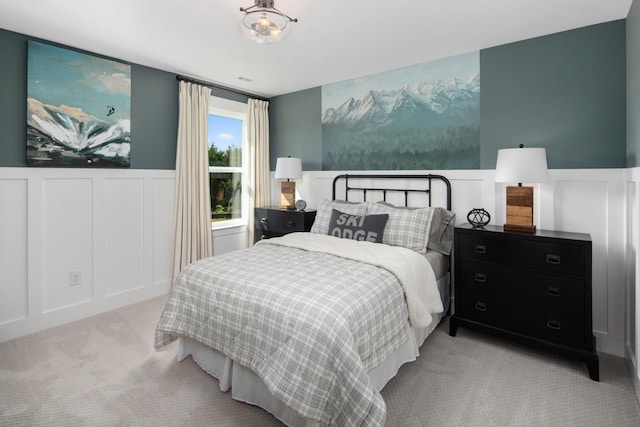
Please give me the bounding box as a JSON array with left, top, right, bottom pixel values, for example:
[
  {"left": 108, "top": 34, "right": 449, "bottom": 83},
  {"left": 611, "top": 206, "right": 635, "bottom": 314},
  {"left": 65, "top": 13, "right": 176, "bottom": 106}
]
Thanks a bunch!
[
  {"left": 26, "top": 41, "right": 131, "bottom": 167},
  {"left": 321, "top": 51, "right": 480, "bottom": 171}
]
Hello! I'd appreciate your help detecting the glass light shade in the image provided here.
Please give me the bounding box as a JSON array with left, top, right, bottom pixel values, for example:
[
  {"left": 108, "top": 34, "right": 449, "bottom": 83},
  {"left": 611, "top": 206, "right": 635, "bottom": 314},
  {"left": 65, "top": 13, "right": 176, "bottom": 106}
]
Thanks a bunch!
[
  {"left": 495, "top": 147, "right": 548, "bottom": 183},
  {"left": 240, "top": 10, "right": 291, "bottom": 44},
  {"left": 275, "top": 157, "right": 302, "bottom": 180}
]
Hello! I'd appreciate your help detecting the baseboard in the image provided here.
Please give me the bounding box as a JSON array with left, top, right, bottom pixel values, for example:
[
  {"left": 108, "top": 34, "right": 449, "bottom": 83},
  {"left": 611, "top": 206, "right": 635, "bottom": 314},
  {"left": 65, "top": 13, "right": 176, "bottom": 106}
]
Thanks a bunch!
[
  {"left": 627, "top": 356, "right": 640, "bottom": 406},
  {"left": 594, "top": 330, "right": 625, "bottom": 357},
  {"left": 0, "top": 281, "right": 171, "bottom": 343}
]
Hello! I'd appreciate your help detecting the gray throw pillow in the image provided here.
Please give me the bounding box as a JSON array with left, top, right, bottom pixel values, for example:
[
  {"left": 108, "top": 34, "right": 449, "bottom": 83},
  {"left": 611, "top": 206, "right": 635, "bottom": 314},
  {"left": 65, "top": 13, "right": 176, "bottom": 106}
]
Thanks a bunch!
[
  {"left": 428, "top": 207, "right": 456, "bottom": 255},
  {"left": 327, "top": 209, "right": 389, "bottom": 243}
]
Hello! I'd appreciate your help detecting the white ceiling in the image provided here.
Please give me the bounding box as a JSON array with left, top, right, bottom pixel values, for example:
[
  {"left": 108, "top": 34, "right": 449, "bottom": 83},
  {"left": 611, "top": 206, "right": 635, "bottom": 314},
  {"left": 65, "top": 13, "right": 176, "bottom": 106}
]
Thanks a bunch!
[{"left": 0, "top": 0, "right": 632, "bottom": 98}]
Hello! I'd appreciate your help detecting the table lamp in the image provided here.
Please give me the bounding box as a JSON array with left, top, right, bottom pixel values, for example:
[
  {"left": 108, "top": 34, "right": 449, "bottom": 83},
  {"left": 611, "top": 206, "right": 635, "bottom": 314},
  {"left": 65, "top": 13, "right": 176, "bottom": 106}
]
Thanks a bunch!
[
  {"left": 275, "top": 156, "right": 302, "bottom": 209},
  {"left": 495, "top": 144, "right": 548, "bottom": 233}
]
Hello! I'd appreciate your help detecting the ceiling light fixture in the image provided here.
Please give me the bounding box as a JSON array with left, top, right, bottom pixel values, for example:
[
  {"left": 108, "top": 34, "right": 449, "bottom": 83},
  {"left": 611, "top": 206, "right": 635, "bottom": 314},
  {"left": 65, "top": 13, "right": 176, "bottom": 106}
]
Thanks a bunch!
[{"left": 239, "top": 0, "right": 298, "bottom": 44}]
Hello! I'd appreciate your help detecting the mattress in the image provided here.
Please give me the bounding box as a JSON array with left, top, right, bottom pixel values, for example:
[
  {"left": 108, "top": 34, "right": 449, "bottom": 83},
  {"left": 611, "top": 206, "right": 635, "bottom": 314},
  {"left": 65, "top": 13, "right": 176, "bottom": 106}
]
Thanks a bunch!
[{"left": 178, "top": 252, "right": 450, "bottom": 427}]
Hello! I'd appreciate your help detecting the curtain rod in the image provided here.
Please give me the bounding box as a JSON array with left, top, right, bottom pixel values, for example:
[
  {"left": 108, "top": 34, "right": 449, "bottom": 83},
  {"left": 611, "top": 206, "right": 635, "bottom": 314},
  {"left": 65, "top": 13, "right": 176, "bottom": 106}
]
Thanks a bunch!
[{"left": 176, "top": 74, "right": 269, "bottom": 102}]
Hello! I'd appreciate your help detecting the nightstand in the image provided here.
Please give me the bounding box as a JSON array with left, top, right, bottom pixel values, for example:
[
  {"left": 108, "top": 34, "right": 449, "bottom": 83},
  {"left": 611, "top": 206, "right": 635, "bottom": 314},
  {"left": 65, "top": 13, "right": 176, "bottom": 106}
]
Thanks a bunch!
[
  {"left": 254, "top": 207, "right": 316, "bottom": 243},
  {"left": 449, "top": 223, "right": 599, "bottom": 381}
]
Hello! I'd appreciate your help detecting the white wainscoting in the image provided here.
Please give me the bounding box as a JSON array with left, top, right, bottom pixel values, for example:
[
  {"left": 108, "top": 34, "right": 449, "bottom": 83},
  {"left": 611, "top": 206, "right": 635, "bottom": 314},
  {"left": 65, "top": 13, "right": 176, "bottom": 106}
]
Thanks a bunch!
[
  {"left": 212, "top": 224, "right": 248, "bottom": 256},
  {"left": 280, "top": 169, "right": 628, "bottom": 357},
  {"left": 626, "top": 167, "right": 640, "bottom": 401},
  {"left": 0, "top": 168, "right": 176, "bottom": 343},
  {"left": 0, "top": 177, "right": 28, "bottom": 325},
  {"left": 2, "top": 166, "right": 632, "bottom": 359}
]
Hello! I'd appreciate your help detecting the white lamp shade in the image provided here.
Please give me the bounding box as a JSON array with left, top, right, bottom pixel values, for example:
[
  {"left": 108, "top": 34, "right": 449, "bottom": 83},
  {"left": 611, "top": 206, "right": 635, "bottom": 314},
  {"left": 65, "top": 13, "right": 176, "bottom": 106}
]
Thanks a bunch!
[
  {"left": 495, "top": 147, "right": 548, "bottom": 183},
  {"left": 275, "top": 157, "right": 302, "bottom": 180}
]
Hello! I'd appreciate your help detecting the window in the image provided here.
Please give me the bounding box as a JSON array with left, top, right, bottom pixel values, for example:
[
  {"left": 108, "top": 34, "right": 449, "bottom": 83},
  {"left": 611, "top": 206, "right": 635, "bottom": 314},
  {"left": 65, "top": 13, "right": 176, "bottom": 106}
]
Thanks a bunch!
[{"left": 208, "top": 97, "right": 248, "bottom": 229}]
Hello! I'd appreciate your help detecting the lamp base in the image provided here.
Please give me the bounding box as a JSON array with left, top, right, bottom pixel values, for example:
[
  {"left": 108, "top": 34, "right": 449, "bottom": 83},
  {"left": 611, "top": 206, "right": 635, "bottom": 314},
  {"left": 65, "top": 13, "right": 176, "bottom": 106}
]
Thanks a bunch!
[
  {"left": 503, "top": 223, "right": 536, "bottom": 233},
  {"left": 280, "top": 181, "right": 296, "bottom": 210},
  {"left": 504, "top": 186, "right": 536, "bottom": 234}
]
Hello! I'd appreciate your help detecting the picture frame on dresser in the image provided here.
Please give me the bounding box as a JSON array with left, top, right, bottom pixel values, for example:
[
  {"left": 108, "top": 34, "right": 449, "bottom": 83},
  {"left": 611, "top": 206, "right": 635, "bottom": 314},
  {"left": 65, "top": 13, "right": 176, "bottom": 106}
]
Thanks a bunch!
[{"left": 449, "top": 223, "right": 599, "bottom": 381}]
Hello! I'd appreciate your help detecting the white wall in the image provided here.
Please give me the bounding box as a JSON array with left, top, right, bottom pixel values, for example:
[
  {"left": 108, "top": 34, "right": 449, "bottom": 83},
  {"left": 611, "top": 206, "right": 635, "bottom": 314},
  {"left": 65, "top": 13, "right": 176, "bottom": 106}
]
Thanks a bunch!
[
  {"left": 0, "top": 167, "right": 175, "bottom": 343},
  {"left": 282, "top": 168, "right": 628, "bottom": 357},
  {"left": 627, "top": 167, "right": 640, "bottom": 400},
  {"left": 0, "top": 166, "right": 252, "bottom": 343},
  {"left": 1, "top": 166, "right": 630, "bottom": 358},
  {"left": 212, "top": 225, "right": 248, "bottom": 256}
]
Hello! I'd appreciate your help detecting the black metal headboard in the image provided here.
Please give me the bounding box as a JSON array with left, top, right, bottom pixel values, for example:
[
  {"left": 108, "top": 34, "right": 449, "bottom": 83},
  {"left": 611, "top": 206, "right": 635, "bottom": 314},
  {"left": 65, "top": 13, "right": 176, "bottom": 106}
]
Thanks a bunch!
[{"left": 331, "top": 174, "right": 452, "bottom": 210}]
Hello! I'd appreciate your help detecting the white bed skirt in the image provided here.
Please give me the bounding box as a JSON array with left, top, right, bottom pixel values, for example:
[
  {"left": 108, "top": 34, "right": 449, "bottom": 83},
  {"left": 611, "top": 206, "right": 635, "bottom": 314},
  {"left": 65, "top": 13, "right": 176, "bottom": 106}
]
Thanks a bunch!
[{"left": 178, "top": 272, "right": 450, "bottom": 426}]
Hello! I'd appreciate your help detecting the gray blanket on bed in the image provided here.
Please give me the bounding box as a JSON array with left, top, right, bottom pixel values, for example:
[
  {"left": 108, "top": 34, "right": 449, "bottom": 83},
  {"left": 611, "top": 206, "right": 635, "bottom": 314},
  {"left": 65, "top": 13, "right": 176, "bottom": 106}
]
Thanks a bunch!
[{"left": 154, "top": 233, "right": 440, "bottom": 426}]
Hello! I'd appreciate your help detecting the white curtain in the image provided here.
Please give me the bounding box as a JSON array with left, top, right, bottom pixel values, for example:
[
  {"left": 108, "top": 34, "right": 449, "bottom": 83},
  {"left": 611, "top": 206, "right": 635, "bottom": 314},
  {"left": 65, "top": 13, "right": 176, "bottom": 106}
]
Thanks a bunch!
[
  {"left": 172, "top": 81, "right": 213, "bottom": 283},
  {"left": 246, "top": 98, "right": 271, "bottom": 246}
]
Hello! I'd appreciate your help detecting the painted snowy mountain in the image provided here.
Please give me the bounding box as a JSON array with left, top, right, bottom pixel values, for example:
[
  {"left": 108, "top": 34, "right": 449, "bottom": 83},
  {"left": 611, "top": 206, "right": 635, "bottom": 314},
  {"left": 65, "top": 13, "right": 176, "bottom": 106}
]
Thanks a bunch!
[
  {"left": 321, "top": 73, "right": 480, "bottom": 170},
  {"left": 27, "top": 98, "right": 130, "bottom": 167},
  {"left": 322, "top": 73, "right": 480, "bottom": 129}
]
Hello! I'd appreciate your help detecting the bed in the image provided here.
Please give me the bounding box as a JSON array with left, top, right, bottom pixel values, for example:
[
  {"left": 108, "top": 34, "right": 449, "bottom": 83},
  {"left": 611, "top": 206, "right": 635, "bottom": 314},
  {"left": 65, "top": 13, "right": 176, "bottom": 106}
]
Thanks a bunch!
[{"left": 155, "top": 174, "right": 454, "bottom": 426}]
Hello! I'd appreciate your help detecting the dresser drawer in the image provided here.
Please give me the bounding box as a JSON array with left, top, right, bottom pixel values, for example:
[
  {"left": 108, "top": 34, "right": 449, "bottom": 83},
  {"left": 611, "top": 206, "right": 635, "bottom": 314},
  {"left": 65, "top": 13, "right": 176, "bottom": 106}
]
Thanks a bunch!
[
  {"left": 457, "top": 288, "right": 586, "bottom": 348},
  {"left": 271, "top": 210, "right": 305, "bottom": 232},
  {"left": 458, "top": 232, "right": 585, "bottom": 276},
  {"left": 451, "top": 224, "right": 597, "bottom": 380},
  {"left": 457, "top": 259, "right": 585, "bottom": 310}
]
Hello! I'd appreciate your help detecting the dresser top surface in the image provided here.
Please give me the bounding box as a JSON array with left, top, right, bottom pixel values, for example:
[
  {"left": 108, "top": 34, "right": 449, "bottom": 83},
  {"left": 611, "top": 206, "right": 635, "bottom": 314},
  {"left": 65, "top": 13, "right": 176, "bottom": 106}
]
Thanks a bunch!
[
  {"left": 256, "top": 207, "right": 316, "bottom": 213},
  {"left": 456, "top": 223, "right": 591, "bottom": 242}
]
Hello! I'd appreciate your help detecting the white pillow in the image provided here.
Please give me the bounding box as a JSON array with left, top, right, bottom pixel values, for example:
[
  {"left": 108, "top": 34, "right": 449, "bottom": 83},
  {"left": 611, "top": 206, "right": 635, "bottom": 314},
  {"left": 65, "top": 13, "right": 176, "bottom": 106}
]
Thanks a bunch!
[
  {"left": 365, "top": 201, "right": 435, "bottom": 254},
  {"left": 310, "top": 199, "right": 366, "bottom": 235}
]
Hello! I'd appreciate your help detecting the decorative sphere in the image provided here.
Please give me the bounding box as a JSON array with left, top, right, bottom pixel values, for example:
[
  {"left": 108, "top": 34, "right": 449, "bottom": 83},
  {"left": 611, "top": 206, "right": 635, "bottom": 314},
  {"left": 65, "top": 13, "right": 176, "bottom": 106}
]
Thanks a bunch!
[{"left": 467, "top": 208, "right": 491, "bottom": 228}]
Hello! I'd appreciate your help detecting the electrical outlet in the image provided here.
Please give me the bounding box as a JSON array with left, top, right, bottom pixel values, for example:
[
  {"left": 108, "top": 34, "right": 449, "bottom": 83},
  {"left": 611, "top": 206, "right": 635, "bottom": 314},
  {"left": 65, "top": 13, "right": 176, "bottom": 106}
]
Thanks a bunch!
[{"left": 69, "top": 271, "right": 81, "bottom": 286}]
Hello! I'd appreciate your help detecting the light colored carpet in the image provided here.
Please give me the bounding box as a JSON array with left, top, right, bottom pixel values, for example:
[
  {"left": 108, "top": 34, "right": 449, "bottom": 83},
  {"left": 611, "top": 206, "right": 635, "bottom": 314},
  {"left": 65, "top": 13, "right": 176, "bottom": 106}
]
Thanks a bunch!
[{"left": 1, "top": 295, "right": 639, "bottom": 426}]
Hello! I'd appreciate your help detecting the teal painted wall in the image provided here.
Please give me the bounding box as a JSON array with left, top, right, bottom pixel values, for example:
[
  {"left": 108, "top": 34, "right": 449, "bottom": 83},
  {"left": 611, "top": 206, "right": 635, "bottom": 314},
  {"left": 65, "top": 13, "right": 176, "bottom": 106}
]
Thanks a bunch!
[
  {"left": 2, "top": 19, "right": 628, "bottom": 171},
  {"left": 270, "top": 20, "right": 627, "bottom": 170},
  {"left": 0, "top": 28, "right": 249, "bottom": 170},
  {"left": 0, "top": 28, "right": 179, "bottom": 169},
  {"left": 270, "top": 87, "right": 323, "bottom": 171},
  {"left": 0, "top": 28, "right": 29, "bottom": 167},
  {"left": 629, "top": 0, "right": 640, "bottom": 167},
  {"left": 129, "top": 66, "right": 179, "bottom": 169},
  {"left": 481, "top": 20, "right": 626, "bottom": 169}
]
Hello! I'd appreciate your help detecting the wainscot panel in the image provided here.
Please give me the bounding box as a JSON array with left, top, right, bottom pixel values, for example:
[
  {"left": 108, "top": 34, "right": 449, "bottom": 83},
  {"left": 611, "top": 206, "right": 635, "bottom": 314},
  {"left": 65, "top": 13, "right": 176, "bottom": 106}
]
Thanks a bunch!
[
  {"left": 0, "top": 178, "right": 28, "bottom": 324},
  {"left": 0, "top": 168, "right": 175, "bottom": 343}
]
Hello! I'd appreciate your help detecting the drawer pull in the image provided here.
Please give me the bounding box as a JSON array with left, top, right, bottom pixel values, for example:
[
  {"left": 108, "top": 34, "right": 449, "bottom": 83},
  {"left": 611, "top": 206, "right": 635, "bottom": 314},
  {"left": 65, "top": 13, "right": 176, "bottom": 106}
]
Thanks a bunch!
[
  {"left": 474, "top": 302, "right": 488, "bottom": 312},
  {"left": 260, "top": 218, "right": 268, "bottom": 223},
  {"left": 474, "top": 245, "right": 487, "bottom": 254},
  {"left": 286, "top": 221, "right": 295, "bottom": 227},
  {"left": 546, "top": 286, "right": 562, "bottom": 297},
  {"left": 474, "top": 273, "right": 487, "bottom": 283},
  {"left": 546, "top": 320, "right": 562, "bottom": 330},
  {"left": 546, "top": 254, "right": 561, "bottom": 265}
]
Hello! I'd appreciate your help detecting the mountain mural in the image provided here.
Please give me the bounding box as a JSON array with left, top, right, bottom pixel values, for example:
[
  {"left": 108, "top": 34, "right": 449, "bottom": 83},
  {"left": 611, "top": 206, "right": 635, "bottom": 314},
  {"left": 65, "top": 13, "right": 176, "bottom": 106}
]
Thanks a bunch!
[
  {"left": 27, "top": 98, "right": 131, "bottom": 167},
  {"left": 321, "top": 72, "right": 480, "bottom": 170}
]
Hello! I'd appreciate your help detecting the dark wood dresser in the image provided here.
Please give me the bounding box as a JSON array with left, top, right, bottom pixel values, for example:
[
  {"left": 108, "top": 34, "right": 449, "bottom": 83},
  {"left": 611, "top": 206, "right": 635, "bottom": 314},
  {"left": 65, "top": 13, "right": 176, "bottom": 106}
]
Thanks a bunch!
[
  {"left": 254, "top": 207, "right": 316, "bottom": 243},
  {"left": 449, "top": 223, "right": 599, "bottom": 380}
]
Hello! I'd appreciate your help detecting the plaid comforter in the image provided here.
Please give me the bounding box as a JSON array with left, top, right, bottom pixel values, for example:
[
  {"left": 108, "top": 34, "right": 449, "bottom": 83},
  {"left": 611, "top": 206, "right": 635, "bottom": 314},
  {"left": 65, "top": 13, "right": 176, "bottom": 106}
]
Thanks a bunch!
[{"left": 155, "top": 233, "right": 441, "bottom": 426}]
